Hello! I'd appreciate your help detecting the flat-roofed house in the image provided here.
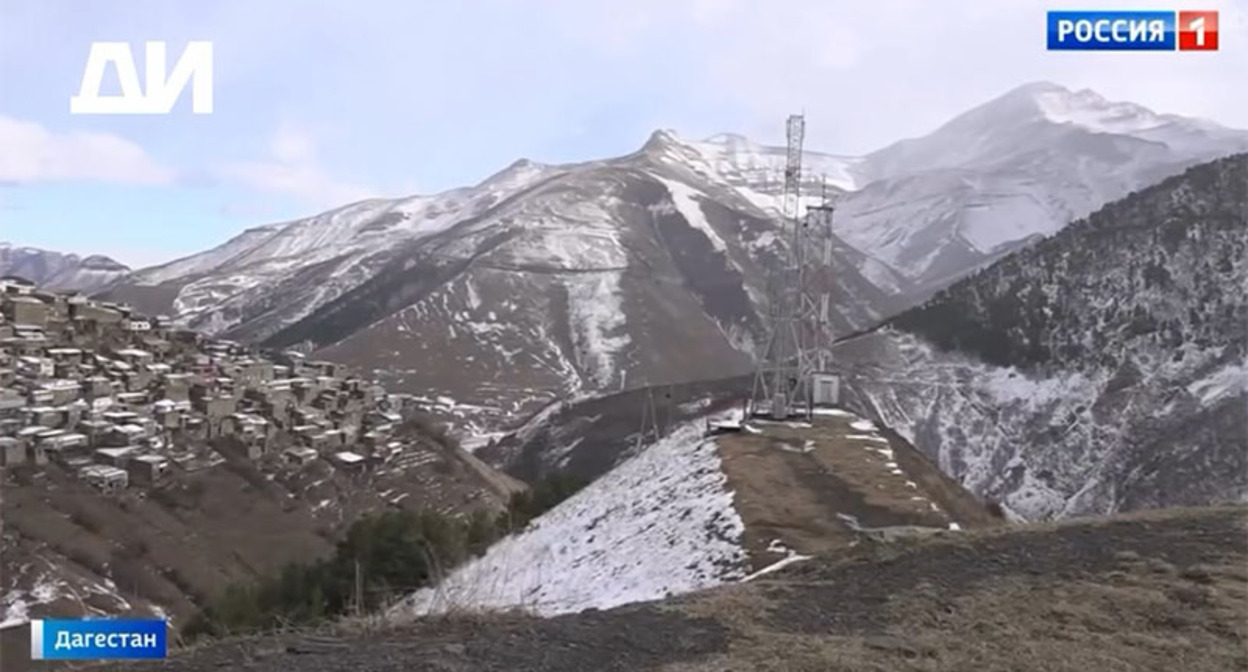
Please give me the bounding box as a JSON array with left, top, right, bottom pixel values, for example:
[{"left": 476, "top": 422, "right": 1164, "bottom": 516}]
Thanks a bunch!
[
  {"left": 79, "top": 464, "right": 128, "bottom": 494},
  {"left": 0, "top": 437, "right": 24, "bottom": 466},
  {"left": 5, "top": 295, "right": 48, "bottom": 328},
  {"left": 331, "top": 451, "right": 366, "bottom": 471},
  {"left": 95, "top": 446, "right": 139, "bottom": 468},
  {"left": 126, "top": 454, "right": 169, "bottom": 485},
  {"left": 282, "top": 446, "right": 318, "bottom": 467}
]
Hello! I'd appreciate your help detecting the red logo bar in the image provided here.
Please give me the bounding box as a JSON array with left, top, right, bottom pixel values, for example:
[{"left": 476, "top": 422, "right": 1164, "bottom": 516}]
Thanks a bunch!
[{"left": 1178, "top": 10, "right": 1219, "bottom": 50}]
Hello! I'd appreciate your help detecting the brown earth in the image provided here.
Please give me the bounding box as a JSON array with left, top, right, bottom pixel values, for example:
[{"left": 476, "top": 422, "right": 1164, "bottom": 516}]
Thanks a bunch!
[
  {"left": 67, "top": 505, "right": 1247, "bottom": 672},
  {"left": 0, "top": 435, "right": 519, "bottom": 672},
  {"left": 717, "top": 413, "right": 1002, "bottom": 571}
]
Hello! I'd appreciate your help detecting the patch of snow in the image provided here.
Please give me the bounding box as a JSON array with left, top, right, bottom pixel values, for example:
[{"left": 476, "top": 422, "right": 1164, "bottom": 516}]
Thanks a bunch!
[
  {"left": 651, "top": 175, "right": 728, "bottom": 252},
  {"left": 777, "top": 440, "right": 815, "bottom": 454},
  {"left": 1, "top": 575, "right": 70, "bottom": 629},
  {"left": 845, "top": 434, "right": 889, "bottom": 442},
  {"left": 565, "top": 272, "right": 631, "bottom": 388},
  {"left": 0, "top": 593, "right": 28, "bottom": 630},
  {"left": 397, "top": 416, "right": 747, "bottom": 617},
  {"left": 849, "top": 419, "right": 877, "bottom": 432},
  {"left": 742, "top": 554, "right": 812, "bottom": 582},
  {"left": 1187, "top": 359, "right": 1248, "bottom": 404}
]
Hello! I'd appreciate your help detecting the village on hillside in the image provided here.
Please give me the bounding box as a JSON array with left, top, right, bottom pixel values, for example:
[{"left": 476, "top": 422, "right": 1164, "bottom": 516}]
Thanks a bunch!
[{"left": 0, "top": 275, "right": 420, "bottom": 495}]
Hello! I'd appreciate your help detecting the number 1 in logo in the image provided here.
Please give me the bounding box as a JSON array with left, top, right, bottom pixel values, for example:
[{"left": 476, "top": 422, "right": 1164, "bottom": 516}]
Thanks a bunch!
[{"left": 1178, "top": 11, "right": 1219, "bottom": 51}]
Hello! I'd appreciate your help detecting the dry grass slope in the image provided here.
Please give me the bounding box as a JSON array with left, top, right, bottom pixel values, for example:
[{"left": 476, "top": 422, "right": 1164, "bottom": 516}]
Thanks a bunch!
[{"left": 66, "top": 504, "right": 1246, "bottom": 672}]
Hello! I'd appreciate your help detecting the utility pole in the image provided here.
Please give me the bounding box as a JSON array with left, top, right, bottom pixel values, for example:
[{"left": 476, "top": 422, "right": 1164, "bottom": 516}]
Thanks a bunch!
[
  {"left": 353, "top": 558, "right": 363, "bottom": 616},
  {"left": 634, "top": 386, "right": 662, "bottom": 452}
]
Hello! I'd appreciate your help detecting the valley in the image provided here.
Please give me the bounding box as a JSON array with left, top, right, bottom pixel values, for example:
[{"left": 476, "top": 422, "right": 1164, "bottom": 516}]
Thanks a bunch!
[{"left": 1, "top": 80, "right": 1245, "bottom": 670}]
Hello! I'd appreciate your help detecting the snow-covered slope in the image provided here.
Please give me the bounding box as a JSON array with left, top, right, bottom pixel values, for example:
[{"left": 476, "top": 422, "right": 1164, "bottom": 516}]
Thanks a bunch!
[
  {"left": 835, "top": 154, "right": 1248, "bottom": 521},
  {"left": 396, "top": 393, "right": 1004, "bottom": 617},
  {"left": 0, "top": 244, "right": 130, "bottom": 293},
  {"left": 396, "top": 416, "right": 749, "bottom": 617},
  {"left": 110, "top": 160, "right": 566, "bottom": 339}
]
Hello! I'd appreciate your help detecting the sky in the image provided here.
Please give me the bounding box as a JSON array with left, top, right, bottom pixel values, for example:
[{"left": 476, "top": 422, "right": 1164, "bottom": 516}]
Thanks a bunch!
[{"left": 1, "top": 0, "right": 1245, "bottom": 268}]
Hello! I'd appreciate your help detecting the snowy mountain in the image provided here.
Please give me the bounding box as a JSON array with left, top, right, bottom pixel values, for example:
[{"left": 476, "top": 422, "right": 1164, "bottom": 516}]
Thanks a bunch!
[
  {"left": 834, "top": 154, "right": 1248, "bottom": 521},
  {"left": 810, "top": 82, "right": 1247, "bottom": 292},
  {"left": 103, "top": 144, "right": 896, "bottom": 434},
  {"left": 0, "top": 244, "right": 129, "bottom": 293},
  {"left": 99, "top": 82, "right": 1246, "bottom": 433}
]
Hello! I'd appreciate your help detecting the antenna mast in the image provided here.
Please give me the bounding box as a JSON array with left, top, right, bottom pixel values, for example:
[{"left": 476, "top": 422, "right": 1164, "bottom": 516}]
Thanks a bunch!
[{"left": 748, "top": 115, "right": 840, "bottom": 419}]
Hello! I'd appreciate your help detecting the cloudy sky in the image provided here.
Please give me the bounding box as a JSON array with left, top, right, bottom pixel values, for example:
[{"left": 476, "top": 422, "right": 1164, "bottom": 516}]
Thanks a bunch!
[{"left": 1, "top": 0, "right": 1244, "bottom": 267}]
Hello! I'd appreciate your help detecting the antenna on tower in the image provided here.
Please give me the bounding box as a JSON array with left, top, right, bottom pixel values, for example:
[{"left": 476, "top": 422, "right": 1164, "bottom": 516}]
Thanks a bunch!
[{"left": 747, "top": 116, "right": 841, "bottom": 420}]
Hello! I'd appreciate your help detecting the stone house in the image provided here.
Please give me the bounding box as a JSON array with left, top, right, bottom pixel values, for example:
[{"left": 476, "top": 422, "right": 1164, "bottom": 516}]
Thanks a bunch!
[
  {"left": 123, "top": 318, "right": 152, "bottom": 333},
  {"left": 282, "top": 446, "right": 318, "bottom": 467},
  {"left": 95, "top": 446, "right": 140, "bottom": 468},
  {"left": 0, "top": 437, "right": 24, "bottom": 466},
  {"left": 79, "top": 464, "right": 128, "bottom": 494},
  {"left": 331, "top": 451, "right": 366, "bottom": 471},
  {"left": 26, "top": 443, "right": 47, "bottom": 466},
  {"left": 5, "top": 296, "right": 48, "bottom": 328},
  {"left": 42, "top": 379, "right": 81, "bottom": 405},
  {"left": 17, "top": 356, "right": 54, "bottom": 379},
  {"left": 126, "top": 454, "right": 169, "bottom": 485}
]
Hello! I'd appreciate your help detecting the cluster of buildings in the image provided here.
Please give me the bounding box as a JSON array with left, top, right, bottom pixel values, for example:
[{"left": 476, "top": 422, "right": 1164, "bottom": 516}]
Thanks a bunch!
[{"left": 0, "top": 276, "right": 417, "bottom": 495}]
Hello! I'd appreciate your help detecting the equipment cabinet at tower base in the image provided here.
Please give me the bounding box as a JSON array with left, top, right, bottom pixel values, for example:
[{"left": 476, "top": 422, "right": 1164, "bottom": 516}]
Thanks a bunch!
[{"left": 812, "top": 373, "right": 840, "bottom": 406}]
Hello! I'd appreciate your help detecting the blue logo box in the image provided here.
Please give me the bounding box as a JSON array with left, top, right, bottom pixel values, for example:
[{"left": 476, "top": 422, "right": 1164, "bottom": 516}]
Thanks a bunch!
[
  {"left": 1048, "top": 11, "right": 1177, "bottom": 50},
  {"left": 30, "top": 618, "right": 167, "bottom": 660}
]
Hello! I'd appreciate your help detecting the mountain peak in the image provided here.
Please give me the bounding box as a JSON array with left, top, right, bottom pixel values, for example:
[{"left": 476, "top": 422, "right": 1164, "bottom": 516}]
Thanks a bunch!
[
  {"left": 80, "top": 255, "right": 130, "bottom": 272},
  {"left": 1006, "top": 81, "right": 1071, "bottom": 98},
  {"left": 642, "top": 129, "right": 683, "bottom": 152}
]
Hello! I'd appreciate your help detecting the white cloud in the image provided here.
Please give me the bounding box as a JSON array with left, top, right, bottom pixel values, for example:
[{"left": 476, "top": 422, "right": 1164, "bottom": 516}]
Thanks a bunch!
[
  {"left": 0, "top": 116, "right": 174, "bottom": 184},
  {"left": 223, "top": 123, "right": 380, "bottom": 207}
]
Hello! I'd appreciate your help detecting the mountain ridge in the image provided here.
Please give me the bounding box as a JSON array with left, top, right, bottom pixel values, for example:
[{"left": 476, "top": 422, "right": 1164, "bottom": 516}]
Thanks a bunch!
[
  {"left": 0, "top": 244, "right": 130, "bottom": 293},
  {"left": 93, "top": 82, "right": 1248, "bottom": 434}
]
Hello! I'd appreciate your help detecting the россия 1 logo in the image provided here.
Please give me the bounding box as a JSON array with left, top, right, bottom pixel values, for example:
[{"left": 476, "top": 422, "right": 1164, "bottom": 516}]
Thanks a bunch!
[{"left": 1047, "top": 10, "right": 1219, "bottom": 50}]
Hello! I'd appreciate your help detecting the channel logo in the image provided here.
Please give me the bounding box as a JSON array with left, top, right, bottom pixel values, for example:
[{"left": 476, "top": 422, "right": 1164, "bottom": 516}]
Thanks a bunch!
[{"left": 1047, "top": 10, "right": 1219, "bottom": 50}]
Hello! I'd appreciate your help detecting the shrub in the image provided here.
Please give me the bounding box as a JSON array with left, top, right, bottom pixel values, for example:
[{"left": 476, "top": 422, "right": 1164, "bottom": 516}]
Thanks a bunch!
[{"left": 183, "top": 473, "right": 589, "bottom": 640}]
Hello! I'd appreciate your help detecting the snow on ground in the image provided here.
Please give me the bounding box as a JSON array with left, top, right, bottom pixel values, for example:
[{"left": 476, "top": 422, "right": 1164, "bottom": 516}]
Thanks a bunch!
[
  {"left": 395, "top": 415, "right": 748, "bottom": 618},
  {"left": 0, "top": 591, "right": 29, "bottom": 630},
  {"left": 1033, "top": 86, "right": 1168, "bottom": 135},
  {"left": 1187, "top": 359, "right": 1248, "bottom": 404},
  {"left": 743, "top": 553, "right": 812, "bottom": 582},
  {"left": 0, "top": 572, "right": 126, "bottom": 629},
  {"left": 1, "top": 575, "right": 67, "bottom": 629},
  {"left": 565, "top": 272, "right": 631, "bottom": 388},
  {"left": 849, "top": 419, "right": 877, "bottom": 432},
  {"left": 812, "top": 407, "right": 855, "bottom": 417},
  {"left": 651, "top": 175, "right": 728, "bottom": 252}
]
